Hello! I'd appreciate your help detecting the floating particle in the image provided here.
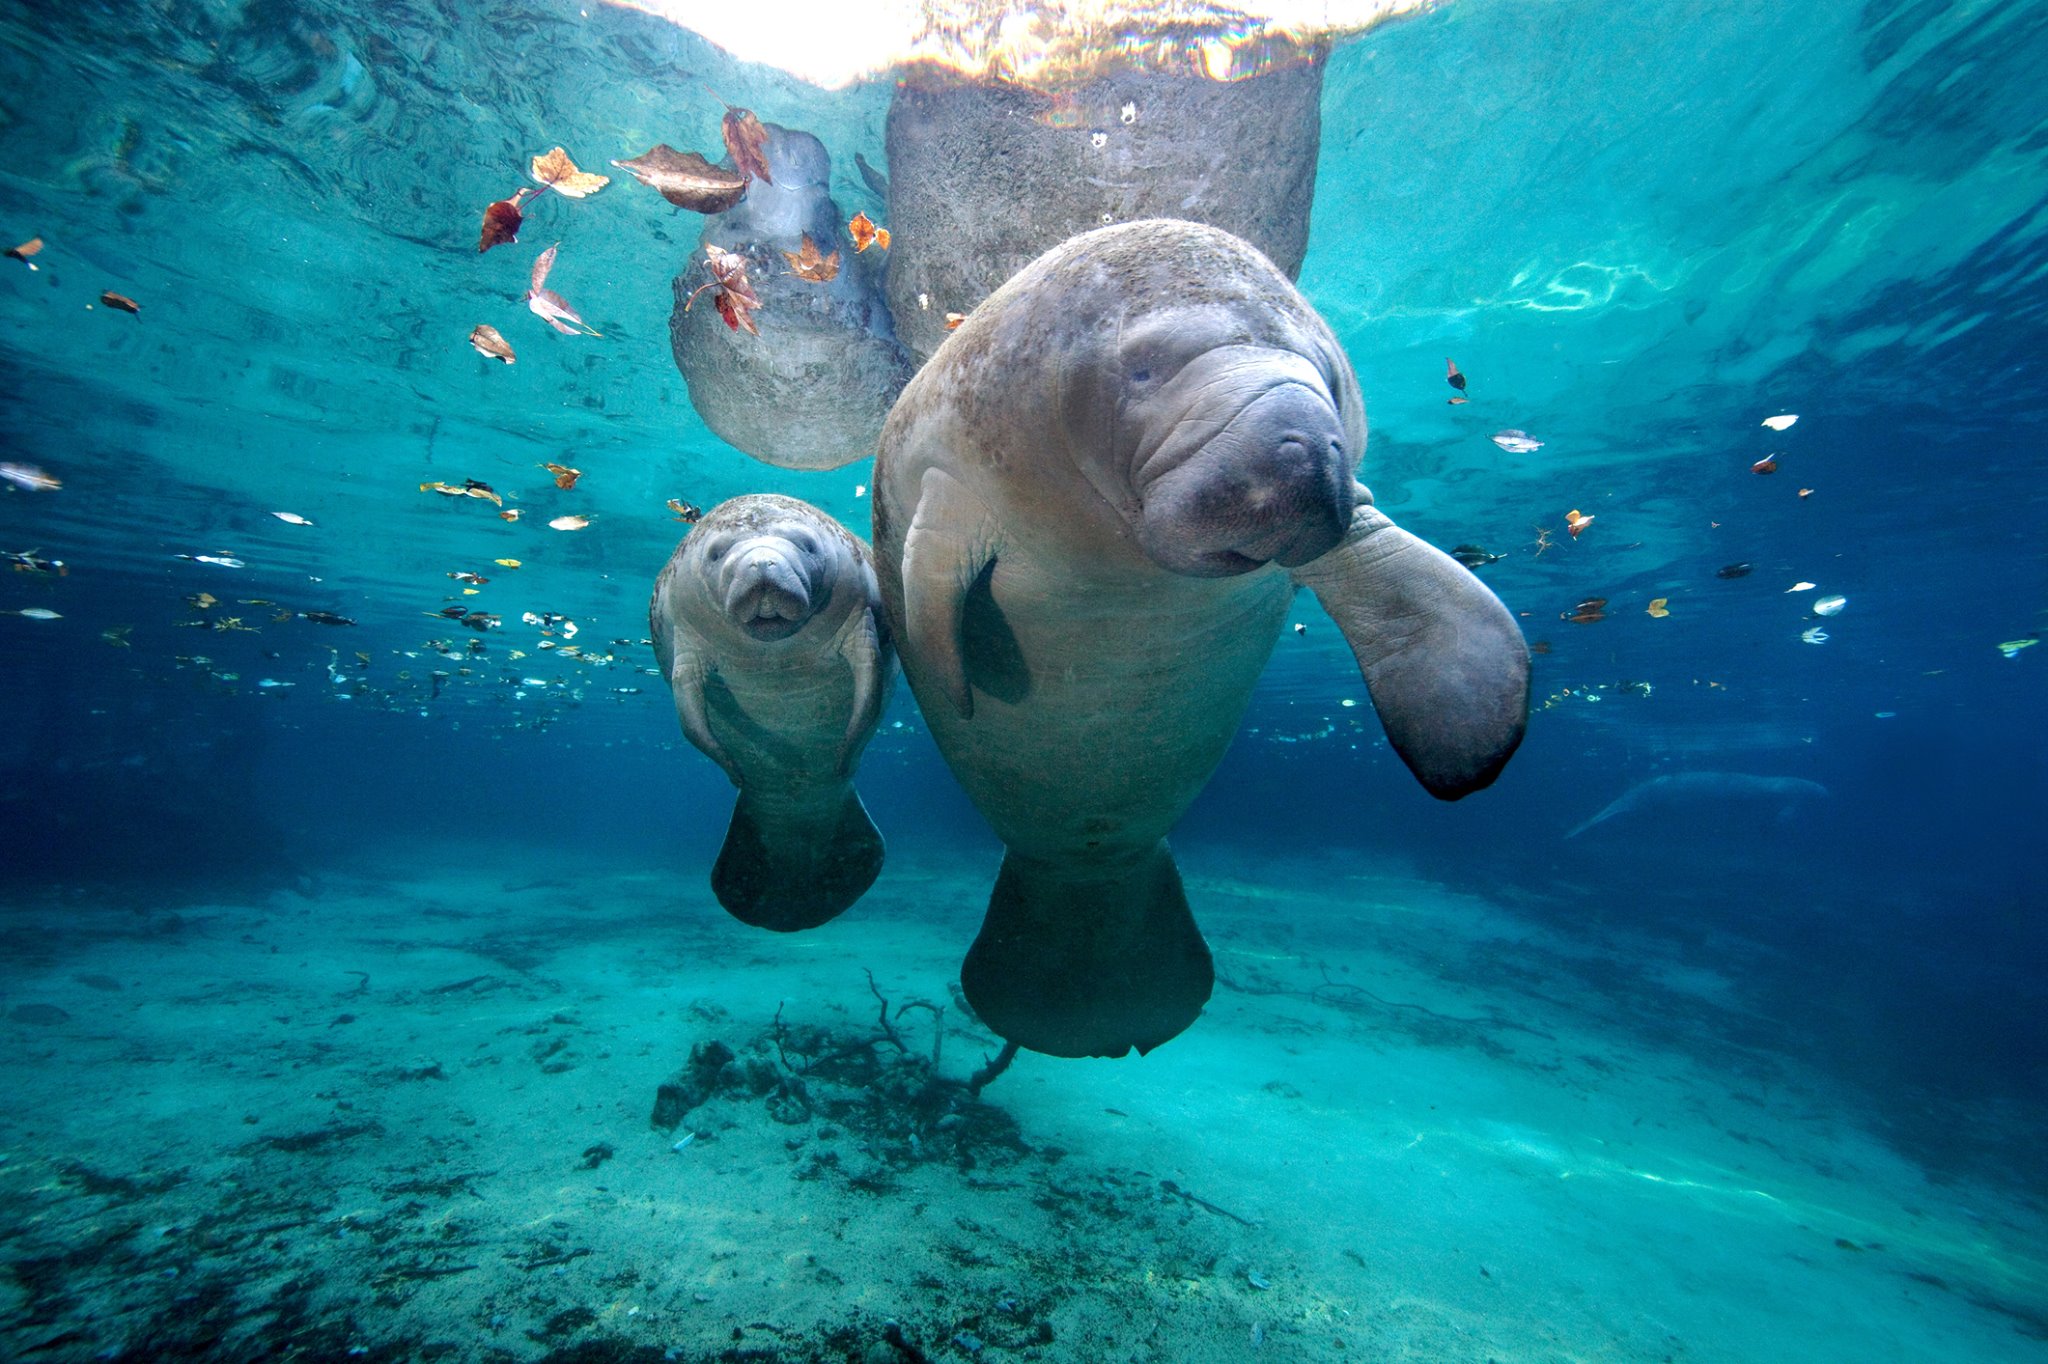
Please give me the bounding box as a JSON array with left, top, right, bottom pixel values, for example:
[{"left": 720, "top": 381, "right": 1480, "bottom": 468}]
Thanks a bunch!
[
  {"left": 1812, "top": 595, "right": 1846, "bottom": 617},
  {"left": 945, "top": 312, "right": 966, "bottom": 330},
  {"left": 1293, "top": 622, "right": 1306, "bottom": 635},
  {"left": 549, "top": 514, "right": 591, "bottom": 531},
  {"left": 1752, "top": 456, "right": 1778, "bottom": 475},
  {"left": 100, "top": 290, "right": 140, "bottom": 315},
  {"left": 1446, "top": 358, "right": 1467, "bottom": 394},
  {"left": 449, "top": 570, "right": 489, "bottom": 585},
  {"left": 1491, "top": 429, "right": 1543, "bottom": 454},
  {"left": 1761, "top": 414, "right": 1798, "bottom": 431},
  {"left": 1564, "top": 509, "right": 1594, "bottom": 539},
  {"left": 1787, "top": 581, "right": 1815, "bottom": 592},
  {"left": 542, "top": 462, "right": 582, "bottom": 490},
  {"left": 853, "top": 485, "right": 867, "bottom": 499},
  {"left": 1798, "top": 487, "right": 1814, "bottom": 498},
  {"left": 5, "top": 607, "right": 60, "bottom": 620},
  {"left": 1801, "top": 626, "right": 1828, "bottom": 644},
  {"left": 495, "top": 558, "right": 522, "bottom": 569},
  {"left": 1646, "top": 598, "right": 1670, "bottom": 618},
  {"left": 500, "top": 509, "right": 521, "bottom": 522},
  {"left": 1716, "top": 562, "right": 1753, "bottom": 579},
  {"left": 0, "top": 463, "right": 60, "bottom": 492},
  {"left": 1997, "top": 637, "right": 2037, "bottom": 659},
  {"left": 271, "top": 512, "right": 314, "bottom": 526}
]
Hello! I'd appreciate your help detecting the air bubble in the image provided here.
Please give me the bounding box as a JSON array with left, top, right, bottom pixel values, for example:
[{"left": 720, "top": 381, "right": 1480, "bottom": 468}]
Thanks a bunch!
[
  {"left": 1120, "top": 102, "right": 1137, "bottom": 124},
  {"left": 1090, "top": 132, "right": 1107, "bottom": 149}
]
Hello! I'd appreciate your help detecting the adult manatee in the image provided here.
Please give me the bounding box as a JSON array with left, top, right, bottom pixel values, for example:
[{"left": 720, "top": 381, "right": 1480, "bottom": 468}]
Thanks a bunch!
[
  {"left": 651, "top": 496, "right": 894, "bottom": 930},
  {"left": 872, "top": 220, "right": 1530, "bottom": 1059}
]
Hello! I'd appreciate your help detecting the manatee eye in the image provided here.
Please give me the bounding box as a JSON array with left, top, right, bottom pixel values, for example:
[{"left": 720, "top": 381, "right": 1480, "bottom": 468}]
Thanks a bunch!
[
  {"left": 705, "top": 537, "right": 728, "bottom": 562},
  {"left": 788, "top": 532, "right": 817, "bottom": 555}
]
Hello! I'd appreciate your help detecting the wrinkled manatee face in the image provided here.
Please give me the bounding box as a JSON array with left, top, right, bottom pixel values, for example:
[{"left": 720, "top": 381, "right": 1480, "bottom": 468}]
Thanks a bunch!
[
  {"left": 693, "top": 520, "right": 841, "bottom": 641},
  {"left": 1101, "top": 306, "right": 1358, "bottom": 577}
]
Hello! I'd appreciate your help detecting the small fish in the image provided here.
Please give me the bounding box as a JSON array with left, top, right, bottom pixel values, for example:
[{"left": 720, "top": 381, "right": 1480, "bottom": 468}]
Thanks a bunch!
[
  {"left": 1446, "top": 358, "right": 1467, "bottom": 393},
  {"left": 301, "top": 610, "right": 357, "bottom": 626},
  {"left": 0, "top": 462, "right": 61, "bottom": 492},
  {"left": 1812, "top": 595, "right": 1846, "bottom": 616},
  {"left": 1716, "top": 563, "right": 1753, "bottom": 579},
  {"left": 1450, "top": 544, "right": 1506, "bottom": 569},
  {"left": 1491, "top": 429, "right": 1543, "bottom": 454},
  {"left": 6, "top": 607, "right": 61, "bottom": 620}
]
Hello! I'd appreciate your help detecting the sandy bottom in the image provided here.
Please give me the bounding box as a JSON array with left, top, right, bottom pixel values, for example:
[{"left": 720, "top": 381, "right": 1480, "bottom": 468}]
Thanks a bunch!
[{"left": 1, "top": 844, "right": 2043, "bottom": 1363}]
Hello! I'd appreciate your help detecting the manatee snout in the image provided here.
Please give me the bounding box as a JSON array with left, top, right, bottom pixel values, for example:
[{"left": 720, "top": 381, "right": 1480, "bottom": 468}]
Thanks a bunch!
[
  {"left": 1137, "top": 379, "right": 1353, "bottom": 576},
  {"left": 719, "top": 538, "right": 815, "bottom": 636}
]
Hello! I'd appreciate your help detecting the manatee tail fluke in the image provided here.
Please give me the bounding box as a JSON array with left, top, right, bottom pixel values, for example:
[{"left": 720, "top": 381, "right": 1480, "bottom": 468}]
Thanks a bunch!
[
  {"left": 711, "top": 790, "right": 884, "bottom": 932},
  {"left": 960, "top": 843, "right": 1213, "bottom": 1060}
]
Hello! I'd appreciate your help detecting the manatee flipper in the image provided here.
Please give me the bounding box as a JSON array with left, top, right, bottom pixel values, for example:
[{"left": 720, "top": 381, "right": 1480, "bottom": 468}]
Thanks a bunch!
[
  {"left": 960, "top": 842, "right": 1213, "bottom": 1059},
  {"left": 711, "top": 789, "right": 885, "bottom": 932},
  {"left": 666, "top": 643, "right": 738, "bottom": 785},
  {"left": 833, "top": 605, "right": 886, "bottom": 777},
  {"left": 900, "top": 466, "right": 1003, "bottom": 718},
  {"left": 1293, "top": 489, "right": 1530, "bottom": 799}
]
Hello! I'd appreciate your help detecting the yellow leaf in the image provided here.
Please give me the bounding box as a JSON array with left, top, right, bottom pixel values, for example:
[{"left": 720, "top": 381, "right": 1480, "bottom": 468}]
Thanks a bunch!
[
  {"left": 1646, "top": 598, "right": 1670, "bottom": 618},
  {"left": 530, "top": 146, "right": 610, "bottom": 198}
]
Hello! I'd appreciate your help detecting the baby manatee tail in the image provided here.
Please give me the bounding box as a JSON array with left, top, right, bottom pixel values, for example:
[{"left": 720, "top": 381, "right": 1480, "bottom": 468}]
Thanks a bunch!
[
  {"left": 960, "top": 843, "right": 1213, "bottom": 1060},
  {"left": 711, "top": 790, "right": 884, "bottom": 932}
]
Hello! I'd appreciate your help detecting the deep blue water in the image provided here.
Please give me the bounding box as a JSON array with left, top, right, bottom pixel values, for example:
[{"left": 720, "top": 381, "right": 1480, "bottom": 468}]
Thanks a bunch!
[{"left": 2, "top": 0, "right": 2047, "bottom": 1355}]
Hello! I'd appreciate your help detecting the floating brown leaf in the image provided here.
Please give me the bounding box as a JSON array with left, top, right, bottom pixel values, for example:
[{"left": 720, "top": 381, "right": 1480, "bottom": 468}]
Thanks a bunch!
[
  {"left": 1446, "top": 357, "right": 1467, "bottom": 393},
  {"left": 478, "top": 188, "right": 537, "bottom": 253},
  {"left": 527, "top": 243, "right": 601, "bottom": 337},
  {"left": 6, "top": 238, "right": 41, "bottom": 262},
  {"left": 848, "top": 211, "right": 889, "bottom": 252},
  {"left": 530, "top": 146, "right": 610, "bottom": 198},
  {"left": 1752, "top": 456, "right": 1778, "bottom": 475},
  {"left": 683, "top": 244, "right": 762, "bottom": 335},
  {"left": 722, "top": 109, "right": 772, "bottom": 184},
  {"left": 499, "top": 509, "right": 521, "bottom": 522},
  {"left": 611, "top": 145, "right": 748, "bottom": 213},
  {"left": 1798, "top": 487, "right": 1814, "bottom": 498},
  {"left": 667, "top": 498, "right": 703, "bottom": 524},
  {"left": 469, "top": 324, "right": 516, "bottom": 363},
  {"left": 543, "top": 462, "right": 583, "bottom": 490},
  {"left": 1565, "top": 508, "right": 1595, "bottom": 538},
  {"left": 101, "top": 290, "right": 140, "bottom": 315},
  {"left": 782, "top": 233, "right": 840, "bottom": 283},
  {"left": 1646, "top": 597, "right": 1670, "bottom": 618}
]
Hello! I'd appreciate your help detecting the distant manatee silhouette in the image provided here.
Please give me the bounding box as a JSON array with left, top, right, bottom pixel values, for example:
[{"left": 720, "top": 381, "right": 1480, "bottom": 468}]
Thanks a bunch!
[{"left": 1564, "top": 772, "right": 1830, "bottom": 840}]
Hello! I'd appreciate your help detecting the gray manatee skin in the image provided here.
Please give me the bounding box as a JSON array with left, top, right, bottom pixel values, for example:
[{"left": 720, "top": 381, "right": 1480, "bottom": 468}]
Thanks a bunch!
[
  {"left": 873, "top": 221, "right": 1529, "bottom": 1059},
  {"left": 1565, "top": 773, "right": 1831, "bottom": 839},
  {"left": 651, "top": 495, "right": 896, "bottom": 930},
  {"left": 670, "top": 125, "right": 910, "bottom": 471},
  {"left": 883, "top": 60, "right": 1325, "bottom": 364}
]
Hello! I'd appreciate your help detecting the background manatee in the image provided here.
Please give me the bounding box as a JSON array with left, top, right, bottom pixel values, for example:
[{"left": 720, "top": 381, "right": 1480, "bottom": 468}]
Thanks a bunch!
[
  {"left": 670, "top": 124, "right": 910, "bottom": 471},
  {"left": 883, "top": 59, "right": 1325, "bottom": 364}
]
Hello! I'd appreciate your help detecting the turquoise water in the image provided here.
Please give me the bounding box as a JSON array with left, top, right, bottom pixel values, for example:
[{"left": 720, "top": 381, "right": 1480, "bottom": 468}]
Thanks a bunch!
[{"left": 2, "top": 2, "right": 2045, "bottom": 1360}]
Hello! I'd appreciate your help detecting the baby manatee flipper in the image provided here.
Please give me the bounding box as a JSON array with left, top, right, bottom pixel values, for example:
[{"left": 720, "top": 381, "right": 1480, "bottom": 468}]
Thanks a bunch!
[
  {"left": 900, "top": 466, "right": 1003, "bottom": 718},
  {"left": 960, "top": 842, "right": 1213, "bottom": 1059},
  {"left": 665, "top": 643, "right": 737, "bottom": 784},
  {"left": 711, "top": 790, "right": 885, "bottom": 932},
  {"left": 834, "top": 605, "right": 886, "bottom": 776},
  {"left": 1292, "top": 489, "right": 1530, "bottom": 799}
]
